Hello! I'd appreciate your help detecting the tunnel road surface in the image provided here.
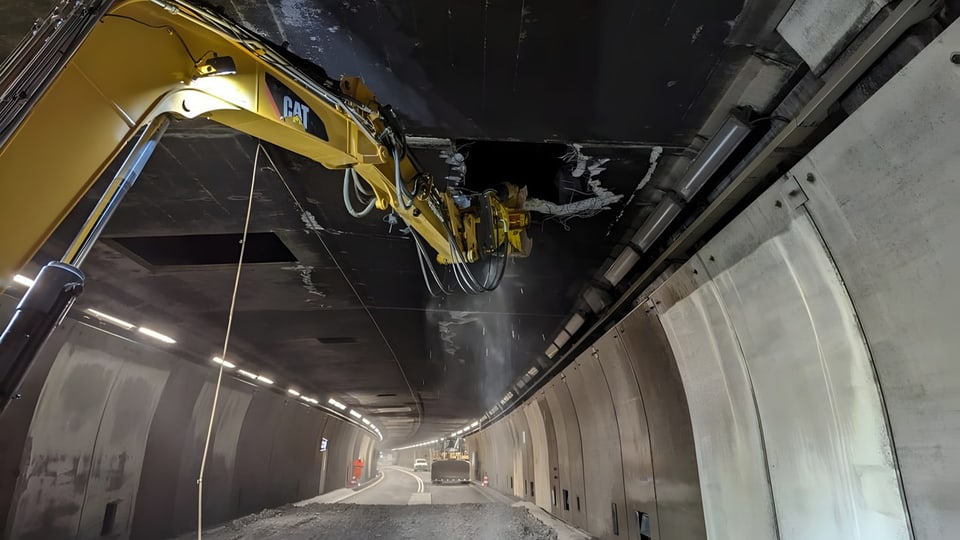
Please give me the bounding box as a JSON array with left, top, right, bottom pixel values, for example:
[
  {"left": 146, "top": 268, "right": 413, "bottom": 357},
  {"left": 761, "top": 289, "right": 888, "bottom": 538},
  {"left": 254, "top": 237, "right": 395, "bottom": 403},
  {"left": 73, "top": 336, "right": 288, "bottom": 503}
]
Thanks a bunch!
[
  {"left": 180, "top": 467, "right": 559, "bottom": 539},
  {"left": 345, "top": 466, "right": 496, "bottom": 505}
]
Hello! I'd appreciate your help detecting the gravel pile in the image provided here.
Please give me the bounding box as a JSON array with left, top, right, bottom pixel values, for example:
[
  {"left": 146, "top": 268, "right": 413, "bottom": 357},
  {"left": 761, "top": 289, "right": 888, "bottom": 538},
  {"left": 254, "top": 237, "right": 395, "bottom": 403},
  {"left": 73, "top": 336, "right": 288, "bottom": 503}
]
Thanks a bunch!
[{"left": 180, "top": 503, "right": 558, "bottom": 540}]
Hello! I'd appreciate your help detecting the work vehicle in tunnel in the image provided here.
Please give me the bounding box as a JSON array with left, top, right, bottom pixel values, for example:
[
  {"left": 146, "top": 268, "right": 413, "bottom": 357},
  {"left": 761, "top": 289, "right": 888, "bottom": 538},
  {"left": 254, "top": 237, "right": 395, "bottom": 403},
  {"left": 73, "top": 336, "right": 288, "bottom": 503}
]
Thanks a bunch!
[
  {"left": 429, "top": 437, "right": 471, "bottom": 484},
  {"left": 2, "top": 0, "right": 960, "bottom": 539}
]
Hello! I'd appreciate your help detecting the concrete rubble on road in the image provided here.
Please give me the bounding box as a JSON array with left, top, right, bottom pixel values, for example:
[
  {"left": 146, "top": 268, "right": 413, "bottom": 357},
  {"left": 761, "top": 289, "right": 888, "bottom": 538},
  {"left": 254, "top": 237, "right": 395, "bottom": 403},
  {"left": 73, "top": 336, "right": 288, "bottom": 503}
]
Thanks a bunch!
[{"left": 177, "top": 502, "right": 559, "bottom": 540}]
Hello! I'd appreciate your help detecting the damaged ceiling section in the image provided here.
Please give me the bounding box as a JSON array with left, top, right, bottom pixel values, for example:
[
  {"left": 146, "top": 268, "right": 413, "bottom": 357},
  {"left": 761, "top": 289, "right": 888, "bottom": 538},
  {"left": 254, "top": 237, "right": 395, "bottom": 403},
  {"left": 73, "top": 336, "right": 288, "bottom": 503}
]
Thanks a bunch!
[{"left": 0, "top": 0, "right": 864, "bottom": 444}]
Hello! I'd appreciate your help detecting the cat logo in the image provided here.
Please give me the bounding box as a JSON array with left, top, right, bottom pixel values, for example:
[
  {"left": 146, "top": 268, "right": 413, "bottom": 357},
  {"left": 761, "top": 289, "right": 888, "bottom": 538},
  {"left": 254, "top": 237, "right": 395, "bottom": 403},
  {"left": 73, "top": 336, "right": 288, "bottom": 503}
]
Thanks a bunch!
[
  {"left": 282, "top": 95, "right": 311, "bottom": 130},
  {"left": 264, "top": 73, "right": 328, "bottom": 141}
]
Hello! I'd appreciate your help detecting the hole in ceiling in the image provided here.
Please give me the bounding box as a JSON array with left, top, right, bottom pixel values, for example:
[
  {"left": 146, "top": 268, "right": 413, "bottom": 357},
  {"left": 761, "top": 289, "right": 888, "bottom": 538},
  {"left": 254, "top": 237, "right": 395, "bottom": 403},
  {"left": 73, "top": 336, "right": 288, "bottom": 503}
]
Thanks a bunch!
[
  {"left": 112, "top": 232, "right": 296, "bottom": 266},
  {"left": 316, "top": 336, "right": 358, "bottom": 344},
  {"left": 461, "top": 140, "right": 567, "bottom": 201}
]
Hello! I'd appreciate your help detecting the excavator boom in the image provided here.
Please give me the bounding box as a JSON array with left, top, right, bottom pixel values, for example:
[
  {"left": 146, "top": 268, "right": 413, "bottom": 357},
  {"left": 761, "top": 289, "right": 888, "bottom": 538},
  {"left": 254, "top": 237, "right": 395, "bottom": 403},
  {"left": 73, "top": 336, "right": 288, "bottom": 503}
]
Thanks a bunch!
[{"left": 0, "top": 0, "right": 530, "bottom": 282}]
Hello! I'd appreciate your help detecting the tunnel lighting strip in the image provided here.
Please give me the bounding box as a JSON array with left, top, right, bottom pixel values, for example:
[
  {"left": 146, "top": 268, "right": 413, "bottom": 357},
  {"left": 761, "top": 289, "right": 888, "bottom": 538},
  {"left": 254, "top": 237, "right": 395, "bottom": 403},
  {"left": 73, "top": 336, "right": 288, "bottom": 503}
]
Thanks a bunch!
[
  {"left": 13, "top": 274, "right": 35, "bottom": 287},
  {"left": 85, "top": 308, "right": 135, "bottom": 330},
  {"left": 212, "top": 356, "right": 236, "bottom": 369},
  {"left": 137, "top": 326, "right": 177, "bottom": 344},
  {"left": 392, "top": 418, "right": 482, "bottom": 451},
  {"left": 5, "top": 273, "right": 383, "bottom": 441}
]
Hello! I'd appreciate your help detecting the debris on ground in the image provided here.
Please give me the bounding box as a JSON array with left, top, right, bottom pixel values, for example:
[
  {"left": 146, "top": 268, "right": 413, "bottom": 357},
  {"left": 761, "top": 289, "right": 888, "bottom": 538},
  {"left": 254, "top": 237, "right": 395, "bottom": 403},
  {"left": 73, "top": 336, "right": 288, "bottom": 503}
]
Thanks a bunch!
[{"left": 175, "top": 503, "right": 558, "bottom": 540}]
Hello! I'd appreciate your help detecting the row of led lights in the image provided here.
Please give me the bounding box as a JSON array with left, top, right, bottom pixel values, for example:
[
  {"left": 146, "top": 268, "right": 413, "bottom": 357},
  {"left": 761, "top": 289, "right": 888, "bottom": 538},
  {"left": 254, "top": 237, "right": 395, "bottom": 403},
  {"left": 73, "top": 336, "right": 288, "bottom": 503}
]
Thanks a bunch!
[
  {"left": 9, "top": 275, "right": 383, "bottom": 440},
  {"left": 12, "top": 275, "right": 178, "bottom": 344},
  {"left": 215, "top": 356, "right": 383, "bottom": 439},
  {"left": 391, "top": 420, "right": 481, "bottom": 451}
]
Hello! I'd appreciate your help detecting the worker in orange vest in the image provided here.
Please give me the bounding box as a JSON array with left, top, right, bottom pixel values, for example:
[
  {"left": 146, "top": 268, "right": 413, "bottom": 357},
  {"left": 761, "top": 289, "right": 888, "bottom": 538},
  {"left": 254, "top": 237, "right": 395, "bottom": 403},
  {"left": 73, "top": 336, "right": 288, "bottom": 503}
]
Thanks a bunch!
[{"left": 353, "top": 457, "right": 364, "bottom": 483}]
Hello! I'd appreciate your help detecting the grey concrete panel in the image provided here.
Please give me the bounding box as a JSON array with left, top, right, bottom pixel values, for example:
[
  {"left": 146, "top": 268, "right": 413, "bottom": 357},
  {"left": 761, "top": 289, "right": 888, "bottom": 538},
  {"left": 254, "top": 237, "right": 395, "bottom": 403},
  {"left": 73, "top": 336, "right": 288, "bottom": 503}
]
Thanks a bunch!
[
  {"left": 791, "top": 20, "right": 960, "bottom": 538},
  {"left": 509, "top": 414, "right": 530, "bottom": 498},
  {"left": 74, "top": 350, "right": 169, "bottom": 539},
  {"left": 522, "top": 403, "right": 550, "bottom": 508},
  {"left": 543, "top": 386, "right": 571, "bottom": 522},
  {"left": 700, "top": 181, "right": 908, "bottom": 538},
  {"left": 618, "top": 307, "right": 706, "bottom": 540},
  {"left": 545, "top": 379, "right": 587, "bottom": 529},
  {"left": 171, "top": 379, "right": 252, "bottom": 532},
  {"left": 653, "top": 258, "right": 779, "bottom": 540},
  {"left": 299, "top": 413, "right": 327, "bottom": 499},
  {"left": 565, "top": 338, "right": 628, "bottom": 539},
  {"left": 131, "top": 357, "right": 207, "bottom": 539},
  {"left": 776, "top": 0, "right": 890, "bottom": 75},
  {"left": 321, "top": 419, "right": 346, "bottom": 493},
  {"left": 535, "top": 395, "right": 561, "bottom": 514},
  {"left": 8, "top": 337, "right": 124, "bottom": 539},
  {"left": 265, "top": 401, "right": 323, "bottom": 507},
  {"left": 595, "top": 326, "right": 658, "bottom": 540},
  {"left": 235, "top": 390, "right": 285, "bottom": 514},
  {"left": 0, "top": 300, "right": 68, "bottom": 538}
]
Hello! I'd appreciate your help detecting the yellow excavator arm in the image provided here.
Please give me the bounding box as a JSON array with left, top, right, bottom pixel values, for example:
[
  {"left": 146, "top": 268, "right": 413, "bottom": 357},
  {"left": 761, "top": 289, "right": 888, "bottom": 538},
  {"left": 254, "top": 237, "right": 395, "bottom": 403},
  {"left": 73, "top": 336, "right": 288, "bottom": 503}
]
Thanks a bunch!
[{"left": 0, "top": 0, "right": 530, "bottom": 284}]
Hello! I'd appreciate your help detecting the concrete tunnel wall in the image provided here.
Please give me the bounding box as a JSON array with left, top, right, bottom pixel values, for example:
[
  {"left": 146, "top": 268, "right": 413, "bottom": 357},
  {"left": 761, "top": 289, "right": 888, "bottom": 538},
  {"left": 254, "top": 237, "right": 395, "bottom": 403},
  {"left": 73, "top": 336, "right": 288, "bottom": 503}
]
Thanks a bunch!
[
  {"left": 0, "top": 300, "right": 377, "bottom": 540},
  {"left": 469, "top": 23, "right": 960, "bottom": 540}
]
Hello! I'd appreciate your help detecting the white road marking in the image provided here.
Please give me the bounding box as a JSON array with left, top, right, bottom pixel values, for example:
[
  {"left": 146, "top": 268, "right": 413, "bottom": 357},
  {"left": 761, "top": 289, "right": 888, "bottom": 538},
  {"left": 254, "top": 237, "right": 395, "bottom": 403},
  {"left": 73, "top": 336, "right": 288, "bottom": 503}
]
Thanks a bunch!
[
  {"left": 296, "top": 470, "right": 387, "bottom": 506},
  {"left": 386, "top": 466, "right": 424, "bottom": 493}
]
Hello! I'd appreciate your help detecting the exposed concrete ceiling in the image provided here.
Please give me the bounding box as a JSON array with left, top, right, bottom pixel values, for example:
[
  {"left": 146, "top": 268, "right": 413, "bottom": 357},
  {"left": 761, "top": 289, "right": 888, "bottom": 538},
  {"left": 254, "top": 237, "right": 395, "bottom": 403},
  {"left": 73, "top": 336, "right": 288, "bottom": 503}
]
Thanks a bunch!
[{"left": 2, "top": 0, "right": 802, "bottom": 444}]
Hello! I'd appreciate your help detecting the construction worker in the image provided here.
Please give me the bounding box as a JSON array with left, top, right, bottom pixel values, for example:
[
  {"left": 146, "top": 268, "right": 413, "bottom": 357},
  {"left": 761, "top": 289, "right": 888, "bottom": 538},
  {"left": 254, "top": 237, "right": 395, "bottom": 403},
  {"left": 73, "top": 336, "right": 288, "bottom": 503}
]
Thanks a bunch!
[{"left": 353, "top": 457, "right": 364, "bottom": 484}]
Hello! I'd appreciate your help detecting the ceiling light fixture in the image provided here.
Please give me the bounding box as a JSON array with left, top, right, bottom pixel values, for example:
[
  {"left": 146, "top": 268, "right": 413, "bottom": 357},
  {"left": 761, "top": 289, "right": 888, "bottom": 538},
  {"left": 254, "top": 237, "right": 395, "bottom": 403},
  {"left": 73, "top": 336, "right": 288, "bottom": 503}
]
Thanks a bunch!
[
  {"left": 349, "top": 409, "right": 362, "bottom": 419},
  {"left": 328, "top": 398, "right": 347, "bottom": 410},
  {"left": 362, "top": 418, "right": 371, "bottom": 425},
  {"left": 237, "top": 369, "right": 257, "bottom": 380},
  {"left": 212, "top": 356, "right": 236, "bottom": 369},
  {"left": 12, "top": 274, "right": 34, "bottom": 287},
  {"left": 256, "top": 375, "right": 274, "bottom": 385},
  {"left": 287, "top": 388, "right": 300, "bottom": 396},
  {"left": 470, "top": 421, "right": 479, "bottom": 428},
  {"left": 137, "top": 326, "right": 176, "bottom": 344},
  {"left": 86, "top": 308, "right": 135, "bottom": 330}
]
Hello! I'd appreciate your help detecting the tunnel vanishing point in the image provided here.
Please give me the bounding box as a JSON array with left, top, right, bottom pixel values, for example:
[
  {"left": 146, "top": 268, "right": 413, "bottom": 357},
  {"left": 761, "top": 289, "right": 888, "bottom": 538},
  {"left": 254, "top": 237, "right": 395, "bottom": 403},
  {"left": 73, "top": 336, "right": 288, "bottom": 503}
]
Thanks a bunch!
[{"left": 0, "top": 0, "right": 958, "bottom": 539}]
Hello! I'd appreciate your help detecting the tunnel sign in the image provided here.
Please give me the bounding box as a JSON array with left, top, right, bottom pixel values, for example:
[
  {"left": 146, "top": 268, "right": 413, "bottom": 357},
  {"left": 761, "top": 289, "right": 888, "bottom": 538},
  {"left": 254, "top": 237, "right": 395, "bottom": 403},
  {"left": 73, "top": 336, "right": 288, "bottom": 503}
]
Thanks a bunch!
[{"left": 320, "top": 437, "right": 328, "bottom": 452}]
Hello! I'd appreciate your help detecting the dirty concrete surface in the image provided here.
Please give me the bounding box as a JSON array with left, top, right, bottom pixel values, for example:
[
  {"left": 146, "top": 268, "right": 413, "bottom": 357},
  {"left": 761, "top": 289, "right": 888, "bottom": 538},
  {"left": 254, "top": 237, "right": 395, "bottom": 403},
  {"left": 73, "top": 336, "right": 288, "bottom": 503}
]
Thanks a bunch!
[{"left": 176, "top": 502, "right": 559, "bottom": 540}]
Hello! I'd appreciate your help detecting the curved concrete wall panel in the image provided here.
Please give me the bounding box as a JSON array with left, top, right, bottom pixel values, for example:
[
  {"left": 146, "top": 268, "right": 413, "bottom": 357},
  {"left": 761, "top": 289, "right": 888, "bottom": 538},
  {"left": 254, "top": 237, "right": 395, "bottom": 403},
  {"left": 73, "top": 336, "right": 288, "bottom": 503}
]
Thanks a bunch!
[
  {"left": 0, "top": 314, "right": 377, "bottom": 540},
  {"left": 593, "top": 328, "right": 657, "bottom": 539},
  {"left": 565, "top": 342, "right": 627, "bottom": 537},
  {"left": 655, "top": 255, "right": 778, "bottom": 540},
  {"left": 616, "top": 309, "right": 705, "bottom": 540},
  {"left": 544, "top": 380, "right": 586, "bottom": 528},
  {"left": 789, "top": 21, "right": 960, "bottom": 538},
  {"left": 522, "top": 400, "right": 550, "bottom": 509},
  {"left": 7, "top": 330, "right": 169, "bottom": 539}
]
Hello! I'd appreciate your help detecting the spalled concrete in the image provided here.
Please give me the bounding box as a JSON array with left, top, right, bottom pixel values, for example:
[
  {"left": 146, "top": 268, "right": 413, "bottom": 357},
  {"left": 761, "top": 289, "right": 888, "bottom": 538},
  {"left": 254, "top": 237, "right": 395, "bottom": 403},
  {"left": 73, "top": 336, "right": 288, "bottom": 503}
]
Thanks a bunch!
[{"left": 178, "top": 503, "right": 558, "bottom": 540}]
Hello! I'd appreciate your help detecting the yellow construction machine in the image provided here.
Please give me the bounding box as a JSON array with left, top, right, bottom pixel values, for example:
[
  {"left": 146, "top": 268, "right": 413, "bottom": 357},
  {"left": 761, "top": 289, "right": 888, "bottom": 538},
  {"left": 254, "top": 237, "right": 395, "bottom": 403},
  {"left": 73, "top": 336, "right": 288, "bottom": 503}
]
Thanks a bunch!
[
  {"left": 0, "top": 0, "right": 531, "bottom": 411},
  {"left": 430, "top": 437, "right": 471, "bottom": 484}
]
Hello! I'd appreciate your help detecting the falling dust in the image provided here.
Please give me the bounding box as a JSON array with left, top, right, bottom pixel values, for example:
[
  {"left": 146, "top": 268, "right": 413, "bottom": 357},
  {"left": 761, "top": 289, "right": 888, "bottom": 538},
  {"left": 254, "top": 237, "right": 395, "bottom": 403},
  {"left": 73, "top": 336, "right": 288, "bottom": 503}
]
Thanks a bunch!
[{"left": 428, "top": 275, "right": 519, "bottom": 413}]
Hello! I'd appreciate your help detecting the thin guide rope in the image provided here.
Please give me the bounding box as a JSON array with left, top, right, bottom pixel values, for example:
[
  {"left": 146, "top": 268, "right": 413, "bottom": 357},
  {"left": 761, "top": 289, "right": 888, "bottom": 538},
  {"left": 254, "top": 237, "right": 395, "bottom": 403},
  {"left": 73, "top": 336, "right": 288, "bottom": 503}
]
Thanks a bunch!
[{"left": 196, "top": 142, "right": 262, "bottom": 539}]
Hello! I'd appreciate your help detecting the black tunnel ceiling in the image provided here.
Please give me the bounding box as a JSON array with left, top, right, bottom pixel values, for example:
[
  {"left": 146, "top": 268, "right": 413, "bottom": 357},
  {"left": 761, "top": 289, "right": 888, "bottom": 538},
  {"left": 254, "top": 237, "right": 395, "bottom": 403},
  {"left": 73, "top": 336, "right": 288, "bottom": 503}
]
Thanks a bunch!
[
  {"left": 225, "top": 0, "right": 748, "bottom": 143},
  {"left": 4, "top": 0, "right": 797, "bottom": 444}
]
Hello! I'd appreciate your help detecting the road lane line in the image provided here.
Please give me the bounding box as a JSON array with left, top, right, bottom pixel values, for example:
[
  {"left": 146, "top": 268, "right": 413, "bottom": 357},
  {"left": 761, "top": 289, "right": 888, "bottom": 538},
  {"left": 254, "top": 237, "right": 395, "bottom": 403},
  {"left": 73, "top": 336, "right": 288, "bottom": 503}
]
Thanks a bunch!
[
  {"left": 293, "top": 471, "right": 387, "bottom": 507},
  {"left": 387, "top": 466, "right": 424, "bottom": 493},
  {"left": 334, "top": 469, "right": 387, "bottom": 503}
]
